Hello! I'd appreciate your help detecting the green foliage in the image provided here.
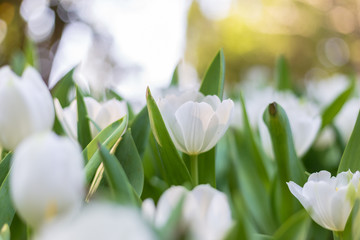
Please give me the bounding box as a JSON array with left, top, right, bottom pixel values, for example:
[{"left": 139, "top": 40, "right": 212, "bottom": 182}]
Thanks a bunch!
[
  {"left": 337, "top": 109, "right": 360, "bottom": 173},
  {"left": 263, "top": 102, "right": 306, "bottom": 223},
  {"left": 146, "top": 87, "right": 192, "bottom": 186},
  {"left": 275, "top": 55, "right": 291, "bottom": 91},
  {"left": 198, "top": 49, "right": 225, "bottom": 187},
  {"left": 321, "top": 76, "right": 355, "bottom": 129},
  {"left": 114, "top": 130, "right": 144, "bottom": 196},
  {"left": 76, "top": 86, "right": 92, "bottom": 149},
  {"left": 51, "top": 68, "right": 76, "bottom": 107},
  {"left": 84, "top": 117, "right": 127, "bottom": 183},
  {"left": 98, "top": 143, "right": 138, "bottom": 206}
]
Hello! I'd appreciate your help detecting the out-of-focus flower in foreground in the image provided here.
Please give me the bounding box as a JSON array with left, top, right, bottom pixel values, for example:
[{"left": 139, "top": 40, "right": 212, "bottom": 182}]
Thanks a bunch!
[
  {"left": 142, "top": 184, "right": 233, "bottom": 240},
  {"left": 0, "top": 66, "right": 54, "bottom": 150},
  {"left": 257, "top": 90, "right": 321, "bottom": 158},
  {"left": 35, "top": 203, "right": 156, "bottom": 240},
  {"left": 157, "top": 90, "right": 234, "bottom": 155},
  {"left": 10, "top": 132, "right": 85, "bottom": 228},
  {"left": 287, "top": 170, "right": 360, "bottom": 231},
  {"left": 54, "top": 97, "right": 127, "bottom": 141}
]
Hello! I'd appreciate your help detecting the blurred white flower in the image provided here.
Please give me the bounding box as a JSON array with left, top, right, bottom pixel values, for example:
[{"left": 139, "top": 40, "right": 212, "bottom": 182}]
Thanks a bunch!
[
  {"left": 0, "top": 66, "right": 54, "bottom": 150},
  {"left": 306, "top": 74, "right": 350, "bottom": 109},
  {"left": 10, "top": 132, "right": 85, "bottom": 228},
  {"left": 287, "top": 170, "right": 360, "bottom": 231},
  {"left": 54, "top": 97, "right": 127, "bottom": 141},
  {"left": 142, "top": 184, "right": 233, "bottom": 240},
  {"left": 157, "top": 90, "right": 234, "bottom": 155},
  {"left": 313, "top": 126, "right": 336, "bottom": 150},
  {"left": 257, "top": 90, "right": 321, "bottom": 158},
  {"left": 35, "top": 202, "right": 156, "bottom": 240},
  {"left": 335, "top": 98, "right": 360, "bottom": 143}
]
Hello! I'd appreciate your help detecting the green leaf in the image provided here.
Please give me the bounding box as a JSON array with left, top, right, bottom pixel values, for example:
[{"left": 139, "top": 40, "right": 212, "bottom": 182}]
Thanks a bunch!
[
  {"left": 76, "top": 86, "right": 92, "bottom": 149},
  {"left": 273, "top": 210, "right": 310, "bottom": 240},
  {"left": 50, "top": 68, "right": 76, "bottom": 107},
  {"left": 263, "top": 102, "right": 306, "bottom": 222},
  {"left": 0, "top": 153, "right": 12, "bottom": 186},
  {"left": 228, "top": 131, "right": 277, "bottom": 234},
  {"left": 275, "top": 55, "right": 291, "bottom": 91},
  {"left": 352, "top": 199, "right": 360, "bottom": 240},
  {"left": 170, "top": 64, "right": 179, "bottom": 86},
  {"left": 239, "top": 92, "right": 270, "bottom": 185},
  {"left": 0, "top": 224, "right": 10, "bottom": 240},
  {"left": 146, "top": 87, "right": 192, "bottom": 186},
  {"left": 199, "top": 49, "right": 225, "bottom": 99},
  {"left": 114, "top": 130, "right": 144, "bottom": 196},
  {"left": 263, "top": 102, "right": 306, "bottom": 184},
  {"left": 321, "top": 77, "right": 355, "bottom": 129},
  {"left": 130, "top": 107, "right": 150, "bottom": 158},
  {"left": 10, "top": 51, "right": 26, "bottom": 76},
  {"left": 98, "top": 143, "right": 137, "bottom": 205},
  {"left": 0, "top": 174, "right": 15, "bottom": 228},
  {"left": 197, "top": 49, "right": 226, "bottom": 187},
  {"left": 84, "top": 117, "right": 127, "bottom": 183},
  {"left": 338, "top": 109, "right": 360, "bottom": 173},
  {"left": 24, "top": 38, "right": 38, "bottom": 69}
]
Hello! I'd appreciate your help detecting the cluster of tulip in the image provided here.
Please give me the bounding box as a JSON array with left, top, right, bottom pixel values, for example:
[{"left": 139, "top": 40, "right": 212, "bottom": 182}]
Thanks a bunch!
[{"left": 1, "top": 51, "right": 360, "bottom": 240}]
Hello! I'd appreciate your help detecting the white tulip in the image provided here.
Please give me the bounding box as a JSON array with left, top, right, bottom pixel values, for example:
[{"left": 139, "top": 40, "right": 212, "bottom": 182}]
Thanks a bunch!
[
  {"left": 35, "top": 203, "right": 156, "bottom": 240},
  {"left": 10, "top": 132, "right": 85, "bottom": 228},
  {"left": 287, "top": 170, "right": 360, "bottom": 231},
  {"left": 54, "top": 97, "right": 127, "bottom": 140},
  {"left": 0, "top": 66, "right": 54, "bottom": 150},
  {"left": 257, "top": 90, "right": 321, "bottom": 158},
  {"left": 157, "top": 90, "right": 234, "bottom": 155},
  {"left": 142, "top": 184, "right": 233, "bottom": 240}
]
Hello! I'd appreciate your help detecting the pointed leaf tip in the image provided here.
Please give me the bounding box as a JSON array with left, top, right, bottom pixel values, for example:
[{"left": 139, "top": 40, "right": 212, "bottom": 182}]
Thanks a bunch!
[{"left": 269, "top": 102, "right": 277, "bottom": 116}]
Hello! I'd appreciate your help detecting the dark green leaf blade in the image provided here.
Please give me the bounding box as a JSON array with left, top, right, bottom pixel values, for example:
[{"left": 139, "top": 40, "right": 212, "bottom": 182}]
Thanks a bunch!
[
  {"left": 199, "top": 49, "right": 225, "bottom": 99},
  {"left": 115, "top": 130, "right": 144, "bottom": 196},
  {"left": 50, "top": 68, "right": 75, "bottom": 107},
  {"left": 273, "top": 210, "right": 310, "bottom": 240},
  {"left": 76, "top": 86, "right": 92, "bottom": 149},
  {"left": 130, "top": 106, "right": 150, "bottom": 158},
  {"left": 263, "top": 102, "right": 306, "bottom": 222},
  {"left": 84, "top": 117, "right": 127, "bottom": 183},
  {"left": 170, "top": 64, "right": 179, "bottom": 86},
  {"left": 98, "top": 143, "right": 137, "bottom": 206},
  {"left": 337, "top": 109, "right": 360, "bottom": 173},
  {"left": 146, "top": 87, "right": 192, "bottom": 186},
  {"left": 0, "top": 174, "right": 15, "bottom": 228},
  {"left": 197, "top": 49, "right": 226, "bottom": 187}
]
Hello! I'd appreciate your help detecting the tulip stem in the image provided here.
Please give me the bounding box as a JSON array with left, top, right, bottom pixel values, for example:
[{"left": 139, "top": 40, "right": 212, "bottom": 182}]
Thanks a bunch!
[
  {"left": 190, "top": 154, "right": 198, "bottom": 186},
  {"left": 333, "top": 231, "right": 343, "bottom": 240}
]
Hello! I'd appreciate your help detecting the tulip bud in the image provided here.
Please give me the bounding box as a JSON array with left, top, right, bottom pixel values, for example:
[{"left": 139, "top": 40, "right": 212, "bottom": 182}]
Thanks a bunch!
[
  {"left": 157, "top": 90, "right": 234, "bottom": 155},
  {"left": 10, "top": 132, "right": 85, "bottom": 228},
  {"left": 287, "top": 170, "right": 360, "bottom": 231},
  {"left": 54, "top": 97, "right": 127, "bottom": 141},
  {"left": 0, "top": 66, "right": 54, "bottom": 150},
  {"left": 35, "top": 203, "right": 156, "bottom": 240}
]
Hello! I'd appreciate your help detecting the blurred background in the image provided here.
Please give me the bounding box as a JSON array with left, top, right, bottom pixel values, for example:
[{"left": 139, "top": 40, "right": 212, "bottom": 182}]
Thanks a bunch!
[{"left": 0, "top": 0, "right": 359, "bottom": 102}]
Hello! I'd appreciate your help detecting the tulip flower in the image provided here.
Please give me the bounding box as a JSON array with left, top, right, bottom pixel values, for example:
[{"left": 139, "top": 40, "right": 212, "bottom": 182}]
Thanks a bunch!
[
  {"left": 287, "top": 170, "right": 360, "bottom": 231},
  {"left": 157, "top": 90, "right": 234, "bottom": 155},
  {"left": 257, "top": 90, "right": 321, "bottom": 158},
  {"left": 0, "top": 66, "right": 54, "bottom": 150},
  {"left": 142, "top": 184, "right": 233, "bottom": 240},
  {"left": 10, "top": 132, "right": 85, "bottom": 228},
  {"left": 54, "top": 97, "right": 127, "bottom": 141},
  {"left": 35, "top": 203, "right": 156, "bottom": 240}
]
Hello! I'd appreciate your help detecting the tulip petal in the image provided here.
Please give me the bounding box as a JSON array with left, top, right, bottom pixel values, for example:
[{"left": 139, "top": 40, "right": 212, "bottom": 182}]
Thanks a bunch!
[{"left": 175, "top": 102, "right": 214, "bottom": 154}]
